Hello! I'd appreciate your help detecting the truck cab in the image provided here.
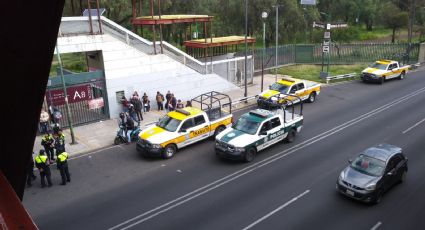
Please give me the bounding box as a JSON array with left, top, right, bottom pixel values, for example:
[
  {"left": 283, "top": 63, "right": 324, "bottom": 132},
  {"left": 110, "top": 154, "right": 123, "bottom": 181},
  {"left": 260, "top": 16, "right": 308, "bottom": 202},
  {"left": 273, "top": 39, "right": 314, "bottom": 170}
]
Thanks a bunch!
[{"left": 361, "top": 60, "right": 409, "bottom": 84}]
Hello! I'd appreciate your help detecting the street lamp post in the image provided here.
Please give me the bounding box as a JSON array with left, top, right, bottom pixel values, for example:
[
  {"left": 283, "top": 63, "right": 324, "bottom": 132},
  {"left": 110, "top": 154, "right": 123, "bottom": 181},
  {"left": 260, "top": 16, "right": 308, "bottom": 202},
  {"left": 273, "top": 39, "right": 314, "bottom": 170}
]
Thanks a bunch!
[
  {"left": 261, "top": 11, "right": 268, "bottom": 92},
  {"left": 56, "top": 44, "right": 77, "bottom": 144},
  {"left": 244, "top": 0, "right": 248, "bottom": 98}
]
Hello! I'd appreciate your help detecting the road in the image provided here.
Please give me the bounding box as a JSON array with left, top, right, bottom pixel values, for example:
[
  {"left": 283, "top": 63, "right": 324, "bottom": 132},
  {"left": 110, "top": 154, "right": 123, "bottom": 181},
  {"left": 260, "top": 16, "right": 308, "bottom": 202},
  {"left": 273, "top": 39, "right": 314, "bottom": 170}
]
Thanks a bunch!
[{"left": 23, "top": 70, "right": 425, "bottom": 230}]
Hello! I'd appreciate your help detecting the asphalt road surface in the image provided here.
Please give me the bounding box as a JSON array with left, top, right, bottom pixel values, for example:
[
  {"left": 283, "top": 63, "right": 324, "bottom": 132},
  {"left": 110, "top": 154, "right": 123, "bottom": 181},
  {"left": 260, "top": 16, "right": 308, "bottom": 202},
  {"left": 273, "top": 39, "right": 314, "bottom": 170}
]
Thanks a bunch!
[{"left": 23, "top": 70, "right": 425, "bottom": 230}]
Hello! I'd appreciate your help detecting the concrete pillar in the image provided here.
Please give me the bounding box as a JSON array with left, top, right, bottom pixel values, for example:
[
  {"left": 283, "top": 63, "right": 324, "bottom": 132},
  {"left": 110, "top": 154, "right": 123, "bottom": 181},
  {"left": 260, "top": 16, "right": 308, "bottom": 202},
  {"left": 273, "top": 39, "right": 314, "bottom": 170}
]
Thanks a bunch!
[{"left": 418, "top": 43, "right": 425, "bottom": 63}]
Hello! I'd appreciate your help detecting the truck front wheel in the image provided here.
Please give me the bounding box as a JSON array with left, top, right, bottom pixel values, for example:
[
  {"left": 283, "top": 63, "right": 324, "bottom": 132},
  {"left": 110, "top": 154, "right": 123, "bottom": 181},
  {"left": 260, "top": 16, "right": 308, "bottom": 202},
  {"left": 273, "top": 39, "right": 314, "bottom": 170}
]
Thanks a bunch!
[
  {"left": 244, "top": 147, "right": 256, "bottom": 162},
  {"left": 162, "top": 144, "right": 176, "bottom": 159},
  {"left": 380, "top": 76, "right": 385, "bottom": 84}
]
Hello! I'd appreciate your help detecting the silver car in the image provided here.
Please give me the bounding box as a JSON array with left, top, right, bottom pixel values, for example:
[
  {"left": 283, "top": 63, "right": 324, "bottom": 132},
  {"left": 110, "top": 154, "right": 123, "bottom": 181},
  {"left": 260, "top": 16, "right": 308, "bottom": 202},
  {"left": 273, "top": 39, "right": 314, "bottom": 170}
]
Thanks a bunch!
[{"left": 336, "top": 144, "right": 408, "bottom": 204}]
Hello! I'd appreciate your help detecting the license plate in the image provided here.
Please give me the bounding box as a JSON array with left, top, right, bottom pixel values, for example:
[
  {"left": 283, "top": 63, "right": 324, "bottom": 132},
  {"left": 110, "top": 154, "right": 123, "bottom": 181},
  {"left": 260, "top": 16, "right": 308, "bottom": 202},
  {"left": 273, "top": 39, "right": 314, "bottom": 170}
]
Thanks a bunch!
[{"left": 346, "top": 189, "right": 354, "bottom": 196}]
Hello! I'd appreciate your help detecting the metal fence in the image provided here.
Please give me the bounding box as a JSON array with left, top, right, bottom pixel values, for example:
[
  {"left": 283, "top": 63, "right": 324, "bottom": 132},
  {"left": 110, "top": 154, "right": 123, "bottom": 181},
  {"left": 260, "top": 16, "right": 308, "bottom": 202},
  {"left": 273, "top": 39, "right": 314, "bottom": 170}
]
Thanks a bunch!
[
  {"left": 253, "top": 43, "right": 420, "bottom": 72},
  {"left": 39, "top": 71, "right": 109, "bottom": 133}
]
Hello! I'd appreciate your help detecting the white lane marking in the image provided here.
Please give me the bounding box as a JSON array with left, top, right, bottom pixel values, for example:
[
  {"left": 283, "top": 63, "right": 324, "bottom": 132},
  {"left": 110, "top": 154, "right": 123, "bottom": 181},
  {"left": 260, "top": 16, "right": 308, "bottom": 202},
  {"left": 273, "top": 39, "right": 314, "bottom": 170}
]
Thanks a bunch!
[
  {"left": 371, "top": 221, "right": 382, "bottom": 230},
  {"left": 176, "top": 170, "right": 182, "bottom": 173},
  {"left": 242, "top": 190, "right": 310, "bottom": 230},
  {"left": 402, "top": 117, "right": 425, "bottom": 134},
  {"left": 69, "top": 145, "right": 122, "bottom": 161},
  {"left": 109, "top": 86, "right": 425, "bottom": 230}
]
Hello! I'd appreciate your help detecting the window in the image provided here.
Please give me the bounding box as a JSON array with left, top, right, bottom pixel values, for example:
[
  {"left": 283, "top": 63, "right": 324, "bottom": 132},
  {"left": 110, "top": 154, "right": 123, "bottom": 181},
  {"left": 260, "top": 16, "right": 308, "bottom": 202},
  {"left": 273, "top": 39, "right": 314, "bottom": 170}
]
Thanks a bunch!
[
  {"left": 289, "top": 85, "right": 298, "bottom": 94},
  {"left": 386, "top": 158, "right": 397, "bottom": 172},
  {"left": 180, "top": 118, "right": 195, "bottom": 131},
  {"left": 297, "top": 83, "right": 305, "bottom": 90},
  {"left": 260, "top": 121, "right": 272, "bottom": 133},
  {"left": 194, "top": 115, "right": 206, "bottom": 126},
  {"left": 270, "top": 118, "right": 281, "bottom": 129}
]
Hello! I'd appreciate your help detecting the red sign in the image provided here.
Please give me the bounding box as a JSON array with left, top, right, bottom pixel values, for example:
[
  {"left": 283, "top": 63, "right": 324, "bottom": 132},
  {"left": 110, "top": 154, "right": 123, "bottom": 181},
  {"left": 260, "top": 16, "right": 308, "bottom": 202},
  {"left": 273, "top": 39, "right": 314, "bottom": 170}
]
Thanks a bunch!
[
  {"left": 47, "top": 85, "right": 93, "bottom": 106},
  {"left": 88, "top": 98, "right": 104, "bottom": 110}
]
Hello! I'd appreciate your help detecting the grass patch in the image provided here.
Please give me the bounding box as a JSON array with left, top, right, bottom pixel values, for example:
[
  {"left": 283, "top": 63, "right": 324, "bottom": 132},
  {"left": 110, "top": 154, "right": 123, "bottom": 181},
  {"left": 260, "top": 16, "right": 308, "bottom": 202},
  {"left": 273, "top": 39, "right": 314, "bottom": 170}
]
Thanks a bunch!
[
  {"left": 278, "top": 64, "right": 366, "bottom": 83},
  {"left": 50, "top": 53, "right": 87, "bottom": 76}
]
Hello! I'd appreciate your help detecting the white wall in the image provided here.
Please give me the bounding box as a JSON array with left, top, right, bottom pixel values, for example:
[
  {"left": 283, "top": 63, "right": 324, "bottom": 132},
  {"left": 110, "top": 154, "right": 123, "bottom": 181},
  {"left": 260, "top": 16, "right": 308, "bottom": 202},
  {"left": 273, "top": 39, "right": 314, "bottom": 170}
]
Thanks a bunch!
[{"left": 57, "top": 34, "right": 238, "bottom": 118}]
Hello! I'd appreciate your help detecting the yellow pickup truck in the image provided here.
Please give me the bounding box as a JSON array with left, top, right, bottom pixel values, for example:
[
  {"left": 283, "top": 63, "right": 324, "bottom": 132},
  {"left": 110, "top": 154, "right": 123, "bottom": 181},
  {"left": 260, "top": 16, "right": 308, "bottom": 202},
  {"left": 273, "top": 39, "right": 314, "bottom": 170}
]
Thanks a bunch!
[
  {"left": 361, "top": 60, "right": 409, "bottom": 84},
  {"left": 257, "top": 77, "right": 321, "bottom": 108},
  {"left": 137, "top": 92, "right": 232, "bottom": 159}
]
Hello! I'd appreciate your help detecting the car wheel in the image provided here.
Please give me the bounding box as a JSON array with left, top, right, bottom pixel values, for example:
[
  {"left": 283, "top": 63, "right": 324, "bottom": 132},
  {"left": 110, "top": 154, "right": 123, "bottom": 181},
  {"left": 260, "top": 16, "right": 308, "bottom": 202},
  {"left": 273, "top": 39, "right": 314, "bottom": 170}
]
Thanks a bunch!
[
  {"left": 285, "top": 129, "right": 296, "bottom": 143},
  {"left": 244, "top": 147, "right": 256, "bottom": 162},
  {"left": 380, "top": 76, "right": 385, "bottom": 84},
  {"left": 308, "top": 92, "right": 316, "bottom": 103},
  {"left": 214, "top": 126, "right": 226, "bottom": 137},
  {"left": 162, "top": 144, "right": 176, "bottom": 159},
  {"left": 373, "top": 190, "right": 383, "bottom": 204},
  {"left": 399, "top": 72, "right": 405, "bottom": 80},
  {"left": 399, "top": 170, "right": 407, "bottom": 183}
]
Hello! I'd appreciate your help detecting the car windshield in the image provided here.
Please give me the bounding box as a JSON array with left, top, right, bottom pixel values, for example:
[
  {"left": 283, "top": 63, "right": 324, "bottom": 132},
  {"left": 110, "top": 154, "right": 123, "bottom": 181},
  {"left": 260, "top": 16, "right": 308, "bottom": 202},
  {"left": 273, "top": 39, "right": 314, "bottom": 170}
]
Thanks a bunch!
[
  {"left": 157, "top": 115, "right": 182, "bottom": 132},
  {"left": 350, "top": 154, "right": 386, "bottom": 177},
  {"left": 270, "top": 82, "right": 289, "bottom": 93},
  {"left": 370, "top": 62, "right": 388, "bottom": 70},
  {"left": 232, "top": 116, "right": 261, "bottom": 135}
]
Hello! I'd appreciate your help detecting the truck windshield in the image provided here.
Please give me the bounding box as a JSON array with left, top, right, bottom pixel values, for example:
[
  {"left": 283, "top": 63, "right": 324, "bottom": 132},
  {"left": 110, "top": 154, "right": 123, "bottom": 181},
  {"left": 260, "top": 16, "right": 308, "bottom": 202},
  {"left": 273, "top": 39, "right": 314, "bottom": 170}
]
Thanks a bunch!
[
  {"left": 232, "top": 116, "right": 260, "bottom": 135},
  {"left": 270, "top": 82, "right": 289, "bottom": 93},
  {"left": 370, "top": 63, "right": 388, "bottom": 70},
  {"left": 157, "top": 115, "right": 182, "bottom": 132}
]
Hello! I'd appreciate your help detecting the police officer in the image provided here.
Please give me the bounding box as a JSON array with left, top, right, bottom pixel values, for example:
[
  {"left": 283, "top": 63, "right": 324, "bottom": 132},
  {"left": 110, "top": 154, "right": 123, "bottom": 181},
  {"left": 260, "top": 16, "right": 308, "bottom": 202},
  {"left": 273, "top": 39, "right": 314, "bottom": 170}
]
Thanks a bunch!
[
  {"left": 41, "top": 131, "right": 55, "bottom": 163},
  {"left": 26, "top": 152, "right": 37, "bottom": 187},
  {"left": 34, "top": 150, "right": 53, "bottom": 188},
  {"left": 54, "top": 129, "right": 66, "bottom": 156},
  {"left": 56, "top": 151, "right": 71, "bottom": 185}
]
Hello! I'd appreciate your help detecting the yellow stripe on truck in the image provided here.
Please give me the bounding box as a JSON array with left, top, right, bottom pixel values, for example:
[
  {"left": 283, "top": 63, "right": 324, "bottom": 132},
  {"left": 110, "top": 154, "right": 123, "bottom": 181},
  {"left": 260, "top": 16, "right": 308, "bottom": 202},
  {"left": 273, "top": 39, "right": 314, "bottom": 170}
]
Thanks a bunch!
[
  {"left": 210, "top": 117, "right": 232, "bottom": 130},
  {"left": 161, "top": 135, "right": 186, "bottom": 148},
  {"left": 140, "top": 126, "right": 166, "bottom": 139}
]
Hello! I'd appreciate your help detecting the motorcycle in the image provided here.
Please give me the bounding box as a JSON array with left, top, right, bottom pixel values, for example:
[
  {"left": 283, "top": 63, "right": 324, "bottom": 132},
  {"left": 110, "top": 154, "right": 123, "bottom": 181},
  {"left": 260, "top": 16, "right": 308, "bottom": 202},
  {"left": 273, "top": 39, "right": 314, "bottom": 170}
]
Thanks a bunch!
[{"left": 114, "top": 123, "right": 141, "bottom": 145}]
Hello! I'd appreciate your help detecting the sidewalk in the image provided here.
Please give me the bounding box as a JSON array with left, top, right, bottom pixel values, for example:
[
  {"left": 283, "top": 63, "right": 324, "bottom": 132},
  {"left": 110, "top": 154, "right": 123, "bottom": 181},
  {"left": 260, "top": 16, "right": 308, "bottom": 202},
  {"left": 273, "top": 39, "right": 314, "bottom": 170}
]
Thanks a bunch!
[{"left": 32, "top": 74, "right": 284, "bottom": 157}]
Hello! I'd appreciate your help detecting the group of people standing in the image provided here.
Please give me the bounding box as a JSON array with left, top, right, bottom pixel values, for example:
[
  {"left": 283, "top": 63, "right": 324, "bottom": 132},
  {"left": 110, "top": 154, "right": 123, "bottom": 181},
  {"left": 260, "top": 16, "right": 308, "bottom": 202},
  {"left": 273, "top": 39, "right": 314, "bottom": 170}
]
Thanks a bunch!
[
  {"left": 156, "top": 90, "right": 192, "bottom": 112},
  {"left": 27, "top": 128, "right": 71, "bottom": 188}
]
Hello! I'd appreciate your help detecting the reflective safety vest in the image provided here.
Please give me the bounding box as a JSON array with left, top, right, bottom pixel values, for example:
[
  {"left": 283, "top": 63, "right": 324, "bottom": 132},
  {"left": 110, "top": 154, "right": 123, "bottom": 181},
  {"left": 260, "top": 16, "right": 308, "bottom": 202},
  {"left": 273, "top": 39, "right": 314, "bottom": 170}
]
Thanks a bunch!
[
  {"left": 42, "top": 134, "right": 53, "bottom": 142},
  {"left": 57, "top": 152, "right": 69, "bottom": 163},
  {"left": 35, "top": 155, "right": 48, "bottom": 164}
]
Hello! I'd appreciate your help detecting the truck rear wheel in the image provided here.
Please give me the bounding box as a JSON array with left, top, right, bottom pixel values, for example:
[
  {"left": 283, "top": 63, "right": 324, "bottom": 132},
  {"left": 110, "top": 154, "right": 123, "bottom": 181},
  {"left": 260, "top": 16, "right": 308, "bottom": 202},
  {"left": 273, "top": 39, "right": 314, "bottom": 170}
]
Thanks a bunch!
[
  {"left": 214, "top": 125, "right": 226, "bottom": 137},
  {"left": 399, "top": 72, "right": 405, "bottom": 80},
  {"left": 162, "top": 144, "right": 176, "bottom": 159},
  {"left": 308, "top": 92, "right": 316, "bottom": 103},
  {"left": 285, "top": 129, "right": 296, "bottom": 143}
]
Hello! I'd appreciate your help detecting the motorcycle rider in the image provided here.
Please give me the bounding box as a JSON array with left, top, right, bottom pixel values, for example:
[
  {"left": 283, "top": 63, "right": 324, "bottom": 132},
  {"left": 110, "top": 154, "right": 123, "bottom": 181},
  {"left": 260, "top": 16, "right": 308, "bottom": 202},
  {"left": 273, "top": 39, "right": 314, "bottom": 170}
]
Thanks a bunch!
[{"left": 125, "top": 113, "right": 135, "bottom": 144}]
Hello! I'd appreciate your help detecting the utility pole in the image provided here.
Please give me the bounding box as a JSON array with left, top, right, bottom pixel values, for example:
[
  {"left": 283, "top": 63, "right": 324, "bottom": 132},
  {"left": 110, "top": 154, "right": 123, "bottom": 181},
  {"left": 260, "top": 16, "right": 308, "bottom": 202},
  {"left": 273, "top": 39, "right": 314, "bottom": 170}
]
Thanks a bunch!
[
  {"left": 56, "top": 44, "right": 77, "bottom": 144},
  {"left": 244, "top": 0, "right": 248, "bottom": 98}
]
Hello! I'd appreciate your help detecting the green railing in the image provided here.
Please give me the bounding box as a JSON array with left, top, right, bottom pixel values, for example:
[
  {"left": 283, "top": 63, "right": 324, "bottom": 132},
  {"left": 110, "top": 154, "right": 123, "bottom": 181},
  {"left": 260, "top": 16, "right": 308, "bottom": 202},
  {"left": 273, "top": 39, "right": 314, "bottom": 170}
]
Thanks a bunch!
[{"left": 253, "top": 43, "right": 420, "bottom": 71}]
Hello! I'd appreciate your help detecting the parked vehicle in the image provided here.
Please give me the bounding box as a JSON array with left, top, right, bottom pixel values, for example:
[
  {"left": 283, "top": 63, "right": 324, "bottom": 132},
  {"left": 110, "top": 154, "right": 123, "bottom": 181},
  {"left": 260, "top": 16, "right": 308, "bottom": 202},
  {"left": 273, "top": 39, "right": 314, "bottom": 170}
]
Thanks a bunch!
[
  {"left": 137, "top": 92, "right": 232, "bottom": 159},
  {"left": 336, "top": 143, "right": 408, "bottom": 204},
  {"left": 361, "top": 60, "right": 410, "bottom": 84},
  {"left": 114, "top": 123, "right": 141, "bottom": 145},
  {"left": 216, "top": 97, "right": 303, "bottom": 162},
  {"left": 257, "top": 76, "right": 320, "bottom": 109}
]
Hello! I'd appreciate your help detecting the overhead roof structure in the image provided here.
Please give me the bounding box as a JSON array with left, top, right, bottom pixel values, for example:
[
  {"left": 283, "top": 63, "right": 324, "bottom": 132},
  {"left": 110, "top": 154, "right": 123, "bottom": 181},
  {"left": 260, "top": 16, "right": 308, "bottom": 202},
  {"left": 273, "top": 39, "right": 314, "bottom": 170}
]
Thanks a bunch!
[
  {"left": 184, "top": 36, "right": 256, "bottom": 48},
  {"left": 132, "top": 15, "right": 213, "bottom": 25}
]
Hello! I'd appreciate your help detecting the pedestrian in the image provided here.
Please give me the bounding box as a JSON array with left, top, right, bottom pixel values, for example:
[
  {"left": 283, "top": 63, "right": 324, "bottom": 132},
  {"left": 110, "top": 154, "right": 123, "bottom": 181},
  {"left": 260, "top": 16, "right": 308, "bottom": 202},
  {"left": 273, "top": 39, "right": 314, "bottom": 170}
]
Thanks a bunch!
[
  {"left": 39, "top": 109, "right": 50, "bottom": 134},
  {"left": 120, "top": 95, "right": 129, "bottom": 112},
  {"left": 34, "top": 150, "right": 52, "bottom": 188},
  {"left": 26, "top": 152, "right": 37, "bottom": 188},
  {"left": 142, "top": 93, "right": 151, "bottom": 112},
  {"left": 56, "top": 151, "right": 71, "bottom": 185},
  {"left": 41, "top": 131, "right": 55, "bottom": 163},
  {"left": 130, "top": 93, "right": 143, "bottom": 122},
  {"left": 168, "top": 94, "right": 177, "bottom": 112},
  {"left": 236, "top": 68, "right": 242, "bottom": 84},
  {"left": 165, "top": 90, "right": 172, "bottom": 111},
  {"left": 156, "top": 91, "right": 164, "bottom": 111},
  {"left": 185, "top": 100, "right": 192, "bottom": 107},
  {"left": 176, "top": 99, "right": 184, "bottom": 109},
  {"left": 127, "top": 103, "right": 139, "bottom": 125},
  {"left": 54, "top": 129, "right": 66, "bottom": 156}
]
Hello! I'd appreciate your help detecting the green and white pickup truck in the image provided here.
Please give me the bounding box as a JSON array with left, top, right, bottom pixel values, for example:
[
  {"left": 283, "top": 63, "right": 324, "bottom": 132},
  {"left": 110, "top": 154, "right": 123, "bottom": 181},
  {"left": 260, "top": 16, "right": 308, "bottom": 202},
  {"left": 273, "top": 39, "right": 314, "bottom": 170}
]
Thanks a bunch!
[{"left": 215, "top": 108, "right": 303, "bottom": 162}]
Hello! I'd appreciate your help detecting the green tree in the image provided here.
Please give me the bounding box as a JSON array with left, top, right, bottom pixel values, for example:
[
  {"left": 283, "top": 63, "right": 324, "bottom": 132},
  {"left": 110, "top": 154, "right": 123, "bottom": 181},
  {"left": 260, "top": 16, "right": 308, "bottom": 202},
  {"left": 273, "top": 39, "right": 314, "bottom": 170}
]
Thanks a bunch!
[{"left": 379, "top": 2, "right": 408, "bottom": 43}]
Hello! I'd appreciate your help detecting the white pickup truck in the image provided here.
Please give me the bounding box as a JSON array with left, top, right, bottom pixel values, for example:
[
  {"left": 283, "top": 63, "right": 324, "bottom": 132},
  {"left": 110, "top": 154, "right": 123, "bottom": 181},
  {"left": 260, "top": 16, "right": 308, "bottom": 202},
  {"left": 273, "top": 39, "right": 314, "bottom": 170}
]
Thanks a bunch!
[
  {"left": 361, "top": 59, "right": 409, "bottom": 84},
  {"left": 257, "top": 77, "right": 321, "bottom": 108},
  {"left": 215, "top": 108, "right": 303, "bottom": 162}
]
